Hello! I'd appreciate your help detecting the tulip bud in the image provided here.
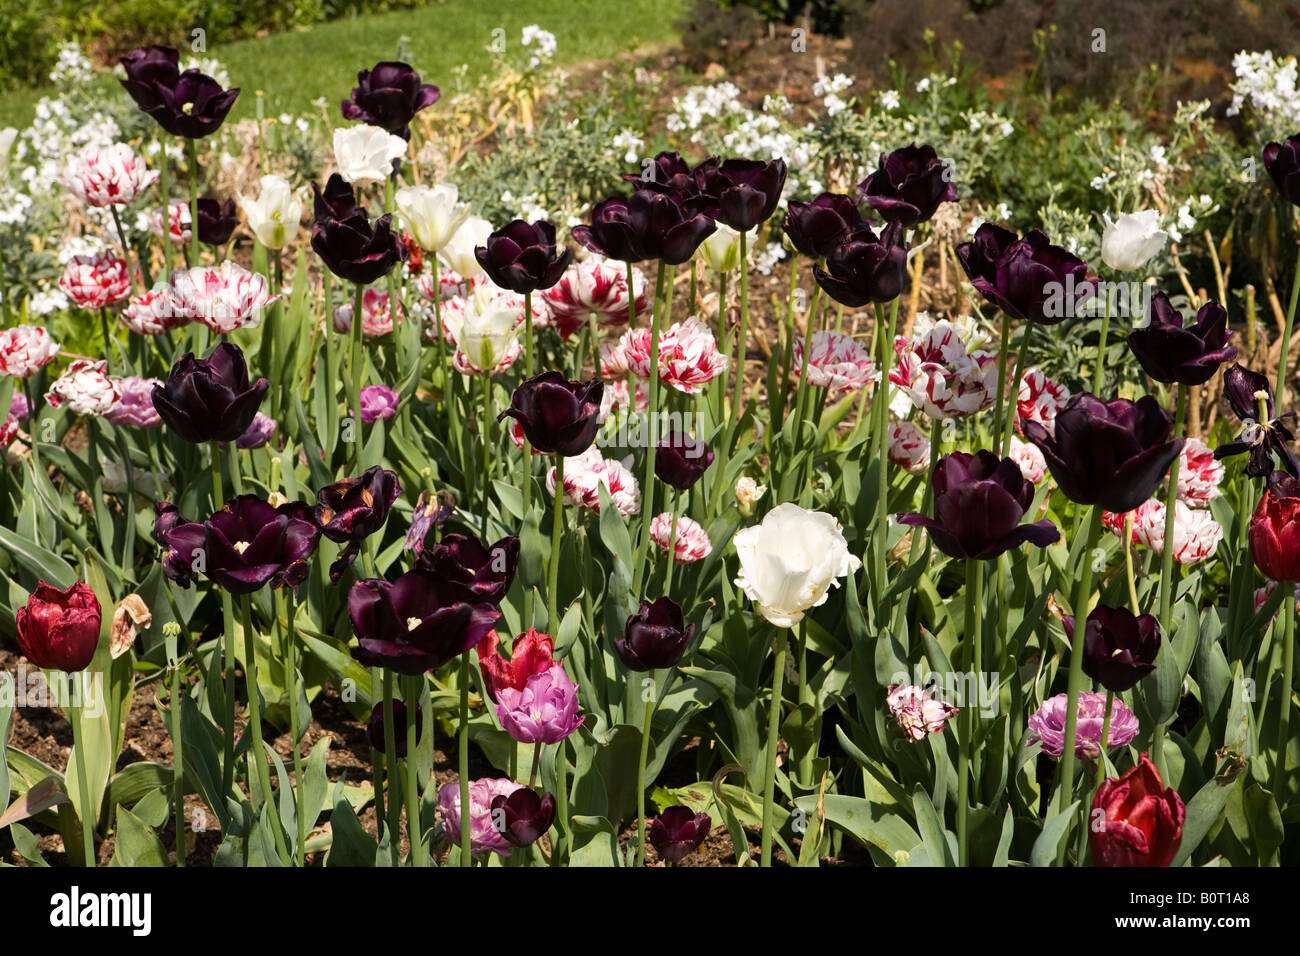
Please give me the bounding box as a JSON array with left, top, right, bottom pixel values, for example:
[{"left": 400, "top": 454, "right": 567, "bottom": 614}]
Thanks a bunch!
[
  {"left": 647, "top": 806, "right": 711, "bottom": 863},
  {"left": 617, "top": 597, "right": 694, "bottom": 671}
]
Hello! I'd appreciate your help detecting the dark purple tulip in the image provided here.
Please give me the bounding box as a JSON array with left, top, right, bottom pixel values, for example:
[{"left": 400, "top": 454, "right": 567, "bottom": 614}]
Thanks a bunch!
[
  {"left": 858, "top": 144, "right": 959, "bottom": 226},
  {"left": 197, "top": 198, "right": 238, "bottom": 246},
  {"left": 348, "top": 569, "right": 500, "bottom": 675},
  {"left": 694, "top": 157, "right": 787, "bottom": 231},
  {"left": 497, "top": 371, "right": 603, "bottom": 456},
  {"left": 654, "top": 431, "right": 715, "bottom": 490},
  {"left": 490, "top": 788, "right": 556, "bottom": 847},
  {"left": 1263, "top": 135, "right": 1300, "bottom": 207},
  {"left": 896, "top": 450, "right": 1060, "bottom": 560},
  {"left": 315, "top": 466, "right": 402, "bottom": 580},
  {"left": 119, "top": 48, "right": 239, "bottom": 140},
  {"left": 155, "top": 495, "right": 320, "bottom": 594},
  {"left": 474, "top": 219, "right": 571, "bottom": 294},
  {"left": 1215, "top": 364, "right": 1299, "bottom": 477},
  {"left": 813, "top": 222, "right": 909, "bottom": 307},
  {"left": 616, "top": 597, "right": 694, "bottom": 672},
  {"left": 574, "top": 190, "right": 717, "bottom": 265},
  {"left": 366, "top": 700, "right": 422, "bottom": 756},
  {"left": 956, "top": 224, "right": 1098, "bottom": 326},
  {"left": 341, "top": 60, "right": 439, "bottom": 139},
  {"left": 151, "top": 342, "right": 269, "bottom": 444},
  {"left": 312, "top": 211, "right": 407, "bottom": 286},
  {"left": 622, "top": 150, "right": 702, "bottom": 200},
  {"left": 1063, "top": 605, "right": 1161, "bottom": 693},
  {"left": 648, "top": 806, "right": 711, "bottom": 863},
  {"left": 1024, "top": 393, "right": 1184, "bottom": 513},
  {"left": 415, "top": 532, "right": 519, "bottom": 604},
  {"left": 783, "top": 192, "right": 870, "bottom": 259},
  {"left": 311, "top": 174, "right": 359, "bottom": 221},
  {"left": 119, "top": 46, "right": 181, "bottom": 113},
  {"left": 1127, "top": 293, "right": 1236, "bottom": 386}
]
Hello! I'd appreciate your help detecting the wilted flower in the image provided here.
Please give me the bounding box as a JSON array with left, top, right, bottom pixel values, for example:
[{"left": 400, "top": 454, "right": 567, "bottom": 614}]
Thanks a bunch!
[
  {"left": 1024, "top": 393, "right": 1183, "bottom": 514},
  {"left": 499, "top": 371, "right": 603, "bottom": 456},
  {"left": 401, "top": 489, "right": 453, "bottom": 552},
  {"left": 813, "top": 222, "right": 909, "bottom": 306},
  {"left": 360, "top": 384, "right": 400, "bottom": 423},
  {"left": 16, "top": 582, "right": 102, "bottom": 673},
  {"left": 151, "top": 342, "right": 269, "bottom": 444},
  {"left": 1215, "top": 364, "right": 1298, "bottom": 478},
  {"left": 109, "top": 594, "right": 151, "bottom": 660},
  {"left": 897, "top": 450, "right": 1060, "bottom": 559},
  {"left": 46, "top": 360, "right": 120, "bottom": 417},
  {"left": 332, "top": 125, "right": 408, "bottom": 185},
  {"left": 105, "top": 376, "right": 163, "bottom": 428},
  {"left": 239, "top": 174, "right": 302, "bottom": 250},
  {"left": 650, "top": 514, "right": 713, "bottom": 563},
  {"left": 541, "top": 258, "right": 648, "bottom": 338},
  {"left": 59, "top": 253, "right": 131, "bottom": 310},
  {"left": 349, "top": 568, "right": 500, "bottom": 674},
  {"left": 858, "top": 144, "right": 958, "bottom": 226},
  {"left": 1101, "top": 210, "right": 1168, "bottom": 272},
  {"left": 496, "top": 664, "right": 585, "bottom": 744},
  {"left": 617, "top": 597, "right": 695, "bottom": 671},
  {"left": 1127, "top": 294, "right": 1236, "bottom": 386},
  {"left": 886, "top": 685, "right": 958, "bottom": 741},
  {"left": 887, "top": 421, "right": 930, "bottom": 475},
  {"left": 794, "top": 330, "right": 879, "bottom": 393},
  {"left": 889, "top": 319, "right": 998, "bottom": 419},
  {"left": 0, "top": 325, "right": 61, "bottom": 378},
  {"left": 341, "top": 61, "right": 439, "bottom": 139},
  {"left": 647, "top": 806, "right": 712, "bottom": 864},
  {"left": 61, "top": 143, "right": 158, "bottom": 207},
  {"left": 438, "top": 778, "right": 520, "bottom": 857},
  {"left": 733, "top": 503, "right": 861, "bottom": 628},
  {"left": 315, "top": 466, "right": 401, "bottom": 579},
  {"left": 475, "top": 219, "right": 571, "bottom": 294},
  {"left": 1090, "top": 754, "right": 1185, "bottom": 867},
  {"left": 170, "top": 262, "right": 280, "bottom": 334},
  {"left": 1027, "top": 691, "right": 1139, "bottom": 760}
]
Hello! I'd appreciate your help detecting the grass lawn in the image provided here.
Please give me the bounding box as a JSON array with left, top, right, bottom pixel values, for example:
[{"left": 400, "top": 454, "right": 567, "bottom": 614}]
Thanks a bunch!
[{"left": 0, "top": 0, "right": 684, "bottom": 128}]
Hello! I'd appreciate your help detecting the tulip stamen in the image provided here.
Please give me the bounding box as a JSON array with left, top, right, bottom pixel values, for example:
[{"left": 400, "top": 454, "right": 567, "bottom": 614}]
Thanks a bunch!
[
  {"left": 233, "top": 540, "right": 250, "bottom": 554},
  {"left": 406, "top": 616, "right": 422, "bottom": 631}
]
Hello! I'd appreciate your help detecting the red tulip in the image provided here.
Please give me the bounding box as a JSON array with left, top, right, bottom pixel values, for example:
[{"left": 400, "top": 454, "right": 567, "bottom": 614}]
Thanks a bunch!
[
  {"left": 15, "top": 582, "right": 102, "bottom": 673},
  {"left": 1089, "top": 753, "right": 1184, "bottom": 867},
  {"left": 477, "top": 629, "right": 555, "bottom": 703},
  {"left": 1250, "top": 471, "right": 1300, "bottom": 582}
]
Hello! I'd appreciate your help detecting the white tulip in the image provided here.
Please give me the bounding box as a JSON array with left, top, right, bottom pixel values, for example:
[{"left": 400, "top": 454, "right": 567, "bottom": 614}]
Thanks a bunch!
[
  {"left": 447, "top": 283, "right": 521, "bottom": 374},
  {"left": 332, "top": 125, "right": 408, "bottom": 186},
  {"left": 732, "top": 503, "right": 861, "bottom": 628},
  {"left": 696, "top": 223, "right": 749, "bottom": 274},
  {"left": 1100, "top": 210, "right": 1168, "bottom": 272},
  {"left": 396, "top": 183, "right": 470, "bottom": 253},
  {"left": 238, "top": 174, "right": 302, "bottom": 249},
  {"left": 440, "top": 215, "right": 494, "bottom": 278}
]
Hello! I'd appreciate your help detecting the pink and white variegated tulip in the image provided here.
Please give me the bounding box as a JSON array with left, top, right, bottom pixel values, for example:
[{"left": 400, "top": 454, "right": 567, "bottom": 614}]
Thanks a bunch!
[
  {"left": 546, "top": 447, "right": 641, "bottom": 517},
  {"left": 650, "top": 513, "right": 713, "bottom": 563},
  {"left": 59, "top": 253, "right": 131, "bottom": 309},
  {"left": 1177, "top": 437, "right": 1224, "bottom": 507},
  {"left": 0, "top": 325, "right": 61, "bottom": 378},
  {"left": 45, "top": 360, "right": 120, "bottom": 417},
  {"left": 599, "top": 380, "right": 649, "bottom": 421},
  {"left": 171, "top": 262, "right": 281, "bottom": 334},
  {"left": 122, "top": 288, "right": 186, "bottom": 335},
  {"left": 414, "top": 268, "right": 483, "bottom": 304},
  {"left": 794, "top": 330, "right": 879, "bottom": 393},
  {"left": 886, "top": 421, "right": 930, "bottom": 475},
  {"left": 1009, "top": 435, "right": 1048, "bottom": 484},
  {"left": 638, "top": 317, "right": 728, "bottom": 395},
  {"left": 1254, "top": 580, "right": 1300, "bottom": 618},
  {"left": 61, "top": 143, "right": 159, "bottom": 207},
  {"left": 1016, "top": 367, "right": 1070, "bottom": 437},
  {"left": 149, "top": 200, "right": 192, "bottom": 247},
  {"left": 541, "top": 257, "right": 649, "bottom": 339},
  {"left": 600, "top": 327, "right": 647, "bottom": 378},
  {"left": 889, "top": 319, "right": 998, "bottom": 420},
  {"left": 887, "top": 685, "right": 959, "bottom": 742},
  {"left": 0, "top": 414, "right": 18, "bottom": 448},
  {"left": 1105, "top": 498, "right": 1223, "bottom": 565},
  {"left": 333, "top": 288, "right": 403, "bottom": 338}
]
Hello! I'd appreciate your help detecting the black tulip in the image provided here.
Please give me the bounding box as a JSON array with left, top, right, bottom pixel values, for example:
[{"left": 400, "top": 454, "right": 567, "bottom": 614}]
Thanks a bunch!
[
  {"left": 616, "top": 597, "right": 694, "bottom": 672},
  {"left": 1126, "top": 293, "right": 1236, "bottom": 386},
  {"left": 695, "top": 157, "right": 787, "bottom": 231},
  {"left": 366, "top": 700, "right": 422, "bottom": 756},
  {"left": 151, "top": 342, "right": 269, "bottom": 444},
  {"left": 858, "top": 144, "right": 959, "bottom": 226},
  {"left": 783, "top": 192, "right": 870, "bottom": 259},
  {"left": 490, "top": 788, "right": 556, "bottom": 847},
  {"left": 648, "top": 806, "right": 711, "bottom": 863},
  {"left": 1215, "top": 364, "right": 1300, "bottom": 478},
  {"left": 497, "top": 371, "right": 603, "bottom": 456},
  {"left": 312, "top": 211, "right": 407, "bottom": 286},
  {"left": 415, "top": 532, "right": 519, "bottom": 604},
  {"left": 813, "top": 222, "right": 909, "bottom": 306},
  {"left": 474, "top": 219, "right": 571, "bottom": 294},
  {"left": 654, "top": 431, "right": 715, "bottom": 490},
  {"left": 1064, "top": 605, "right": 1161, "bottom": 693},
  {"left": 1263, "top": 134, "right": 1300, "bottom": 207},
  {"left": 197, "top": 197, "right": 238, "bottom": 246},
  {"left": 341, "top": 60, "right": 439, "bottom": 139},
  {"left": 315, "top": 466, "right": 402, "bottom": 580},
  {"left": 956, "top": 223, "right": 1098, "bottom": 326}
]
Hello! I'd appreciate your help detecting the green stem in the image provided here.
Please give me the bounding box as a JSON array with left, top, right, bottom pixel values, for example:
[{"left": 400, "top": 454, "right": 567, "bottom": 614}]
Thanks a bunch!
[
  {"left": 635, "top": 668, "right": 656, "bottom": 867},
  {"left": 284, "top": 594, "right": 305, "bottom": 866},
  {"left": 548, "top": 454, "right": 566, "bottom": 636},
  {"left": 991, "top": 311, "right": 1012, "bottom": 442},
  {"left": 405, "top": 675, "right": 426, "bottom": 867},
  {"left": 185, "top": 138, "right": 201, "bottom": 269},
  {"left": 72, "top": 695, "right": 96, "bottom": 866},
  {"left": 167, "top": 632, "right": 185, "bottom": 867},
  {"left": 238, "top": 595, "right": 290, "bottom": 866},
  {"left": 1152, "top": 384, "right": 1186, "bottom": 779},
  {"left": 1092, "top": 285, "right": 1111, "bottom": 396},
  {"left": 1274, "top": 598, "right": 1295, "bottom": 797},
  {"left": 957, "top": 559, "right": 982, "bottom": 866},
  {"left": 458, "top": 652, "right": 472, "bottom": 865},
  {"left": 349, "top": 284, "right": 364, "bottom": 472},
  {"left": 1095, "top": 689, "right": 1115, "bottom": 790},
  {"left": 1055, "top": 505, "right": 1103, "bottom": 863},
  {"left": 634, "top": 261, "right": 668, "bottom": 595},
  {"left": 729, "top": 232, "right": 750, "bottom": 441},
  {"left": 760, "top": 631, "right": 787, "bottom": 867},
  {"left": 664, "top": 490, "right": 680, "bottom": 596},
  {"left": 1001, "top": 322, "right": 1035, "bottom": 456},
  {"left": 1275, "top": 244, "right": 1300, "bottom": 409},
  {"left": 381, "top": 670, "right": 401, "bottom": 866}
]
